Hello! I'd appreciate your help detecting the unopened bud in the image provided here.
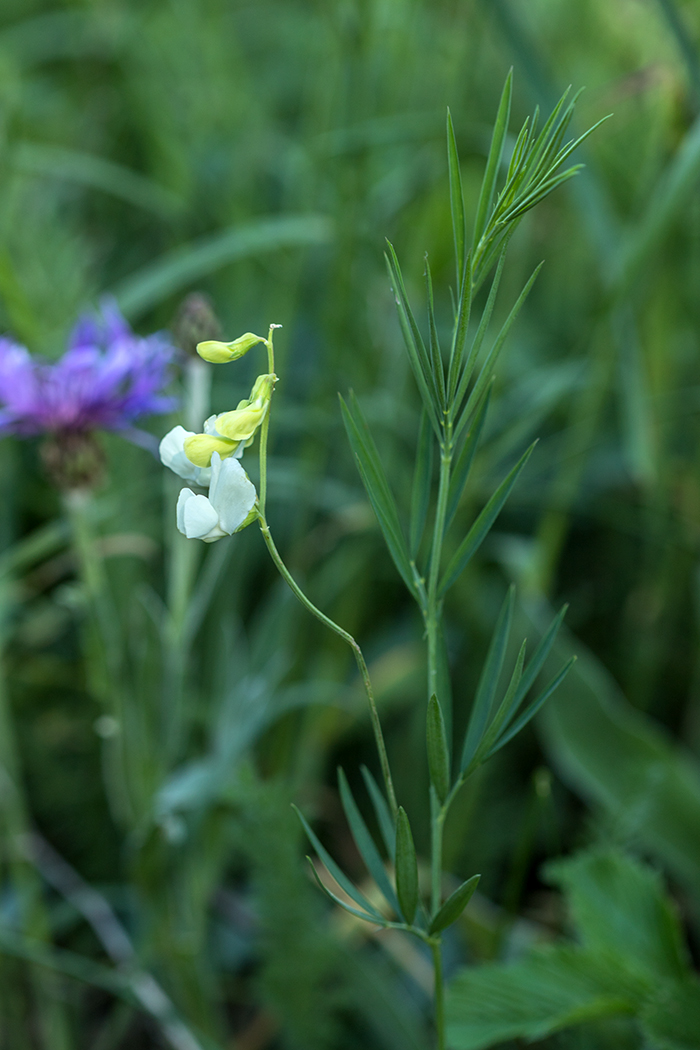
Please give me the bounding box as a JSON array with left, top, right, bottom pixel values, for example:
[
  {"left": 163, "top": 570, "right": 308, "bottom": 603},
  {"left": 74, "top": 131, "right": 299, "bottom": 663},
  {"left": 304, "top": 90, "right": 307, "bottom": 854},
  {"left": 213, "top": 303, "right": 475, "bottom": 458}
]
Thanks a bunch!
[
  {"left": 196, "top": 332, "right": 265, "bottom": 364},
  {"left": 172, "top": 293, "right": 222, "bottom": 358}
]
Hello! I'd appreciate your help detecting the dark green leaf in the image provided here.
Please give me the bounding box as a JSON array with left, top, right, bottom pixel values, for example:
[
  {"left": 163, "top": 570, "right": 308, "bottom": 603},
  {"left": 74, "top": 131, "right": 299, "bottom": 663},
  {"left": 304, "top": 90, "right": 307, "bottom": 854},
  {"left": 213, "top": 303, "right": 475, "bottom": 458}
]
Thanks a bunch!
[
  {"left": 460, "top": 586, "right": 514, "bottom": 772},
  {"left": 340, "top": 393, "right": 416, "bottom": 595},
  {"left": 641, "top": 979, "right": 700, "bottom": 1050},
  {"left": 338, "top": 768, "right": 400, "bottom": 914},
  {"left": 440, "top": 444, "right": 537, "bottom": 597},
  {"left": 395, "top": 807, "right": 419, "bottom": 924},
  {"left": 427, "top": 694, "right": 450, "bottom": 803},
  {"left": 446, "top": 946, "right": 646, "bottom": 1050},
  {"left": 545, "top": 847, "right": 690, "bottom": 984},
  {"left": 429, "top": 874, "right": 480, "bottom": 935}
]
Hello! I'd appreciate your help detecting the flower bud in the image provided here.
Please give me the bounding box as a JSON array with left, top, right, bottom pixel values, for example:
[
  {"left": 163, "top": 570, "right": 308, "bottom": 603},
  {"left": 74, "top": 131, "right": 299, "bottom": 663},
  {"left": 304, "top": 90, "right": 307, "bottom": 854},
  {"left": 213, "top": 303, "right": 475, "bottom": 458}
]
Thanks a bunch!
[
  {"left": 196, "top": 332, "right": 265, "bottom": 364},
  {"left": 172, "top": 293, "right": 222, "bottom": 358}
]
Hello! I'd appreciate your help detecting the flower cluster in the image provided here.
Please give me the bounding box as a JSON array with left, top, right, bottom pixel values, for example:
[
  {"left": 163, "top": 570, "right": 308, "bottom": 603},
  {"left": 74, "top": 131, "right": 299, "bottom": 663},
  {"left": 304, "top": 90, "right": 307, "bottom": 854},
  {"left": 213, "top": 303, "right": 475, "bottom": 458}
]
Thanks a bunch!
[
  {"left": 159, "top": 333, "right": 276, "bottom": 542},
  {"left": 0, "top": 301, "right": 176, "bottom": 437},
  {"left": 0, "top": 301, "right": 177, "bottom": 488}
]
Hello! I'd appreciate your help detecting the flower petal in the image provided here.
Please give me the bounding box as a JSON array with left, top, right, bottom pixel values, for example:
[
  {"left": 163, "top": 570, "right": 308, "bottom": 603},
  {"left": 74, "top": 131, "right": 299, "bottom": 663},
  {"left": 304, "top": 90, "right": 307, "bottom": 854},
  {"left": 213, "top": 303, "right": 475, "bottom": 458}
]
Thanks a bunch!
[
  {"left": 176, "top": 488, "right": 221, "bottom": 539},
  {"left": 208, "top": 453, "right": 257, "bottom": 534}
]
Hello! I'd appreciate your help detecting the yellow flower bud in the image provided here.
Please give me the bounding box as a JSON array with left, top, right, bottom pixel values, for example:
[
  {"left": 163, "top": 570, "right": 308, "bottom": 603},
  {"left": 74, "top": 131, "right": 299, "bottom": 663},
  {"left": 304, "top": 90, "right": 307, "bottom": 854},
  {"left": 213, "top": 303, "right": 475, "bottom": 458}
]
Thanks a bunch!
[
  {"left": 182, "top": 432, "right": 239, "bottom": 468},
  {"left": 214, "top": 373, "right": 276, "bottom": 442},
  {"left": 196, "top": 332, "right": 265, "bottom": 364}
]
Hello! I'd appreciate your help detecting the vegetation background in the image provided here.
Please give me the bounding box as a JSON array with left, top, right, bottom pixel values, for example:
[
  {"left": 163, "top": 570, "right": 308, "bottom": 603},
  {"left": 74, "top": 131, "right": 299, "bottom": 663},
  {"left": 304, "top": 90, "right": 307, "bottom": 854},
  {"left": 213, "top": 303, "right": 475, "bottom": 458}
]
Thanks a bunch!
[{"left": 1, "top": 1, "right": 700, "bottom": 1048}]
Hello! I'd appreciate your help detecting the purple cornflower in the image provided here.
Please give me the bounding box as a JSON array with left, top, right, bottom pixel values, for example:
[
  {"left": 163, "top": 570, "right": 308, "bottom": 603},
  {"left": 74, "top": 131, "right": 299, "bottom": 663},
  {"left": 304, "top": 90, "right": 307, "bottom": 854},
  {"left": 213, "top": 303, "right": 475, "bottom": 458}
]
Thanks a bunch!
[{"left": 0, "top": 300, "right": 176, "bottom": 437}]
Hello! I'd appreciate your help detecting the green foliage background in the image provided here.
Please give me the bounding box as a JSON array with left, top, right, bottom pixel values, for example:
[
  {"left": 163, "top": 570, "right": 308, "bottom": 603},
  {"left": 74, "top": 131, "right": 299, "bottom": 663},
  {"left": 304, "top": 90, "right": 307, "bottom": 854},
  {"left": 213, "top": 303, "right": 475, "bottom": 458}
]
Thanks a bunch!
[{"left": 1, "top": 1, "right": 700, "bottom": 1048}]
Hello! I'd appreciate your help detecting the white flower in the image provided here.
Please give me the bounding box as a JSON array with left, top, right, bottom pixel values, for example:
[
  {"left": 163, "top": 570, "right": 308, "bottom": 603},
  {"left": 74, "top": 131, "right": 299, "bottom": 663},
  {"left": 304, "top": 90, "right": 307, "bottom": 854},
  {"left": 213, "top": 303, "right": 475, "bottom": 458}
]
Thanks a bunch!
[
  {"left": 159, "top": 425, "right": 212, "bottom": 485},
  {"left": 176, "top": 452, "right": 257, "bottom": 542}
]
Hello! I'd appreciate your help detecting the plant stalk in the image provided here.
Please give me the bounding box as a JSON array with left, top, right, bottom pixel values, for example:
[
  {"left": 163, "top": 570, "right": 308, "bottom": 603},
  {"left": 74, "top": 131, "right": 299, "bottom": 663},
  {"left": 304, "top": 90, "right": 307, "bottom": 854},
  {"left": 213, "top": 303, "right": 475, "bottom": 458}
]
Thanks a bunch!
[{"left": 258, "top": 517, "right": 397, "bottom": 816}]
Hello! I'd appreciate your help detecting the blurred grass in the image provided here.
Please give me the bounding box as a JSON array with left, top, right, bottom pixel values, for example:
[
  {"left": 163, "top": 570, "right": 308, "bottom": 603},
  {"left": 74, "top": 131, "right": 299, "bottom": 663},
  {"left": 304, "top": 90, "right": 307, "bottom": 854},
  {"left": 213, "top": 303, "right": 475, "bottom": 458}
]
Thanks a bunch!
[{"left": 0, "top": 0, "right": 700, "bottom": 1047}]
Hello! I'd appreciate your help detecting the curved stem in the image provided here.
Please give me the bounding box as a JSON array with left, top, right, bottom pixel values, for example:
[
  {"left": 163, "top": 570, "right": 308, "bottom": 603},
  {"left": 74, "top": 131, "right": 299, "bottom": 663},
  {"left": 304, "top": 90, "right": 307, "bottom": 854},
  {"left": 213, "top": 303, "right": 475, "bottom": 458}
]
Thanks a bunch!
[{"left": 258, "top": 515, "right": 397, "bottom": 817}]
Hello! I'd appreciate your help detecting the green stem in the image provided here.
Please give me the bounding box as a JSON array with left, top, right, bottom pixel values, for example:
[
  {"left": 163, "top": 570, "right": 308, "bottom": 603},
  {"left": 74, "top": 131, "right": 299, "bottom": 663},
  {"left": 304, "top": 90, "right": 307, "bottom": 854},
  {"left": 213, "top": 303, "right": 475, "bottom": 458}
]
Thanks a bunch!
[
  {"left": 430, "top": 937, "right": 446, "bottom": 1050},
  {"left": 258, "top": 325, "right": 277, "bottom": 518},
  {"left": 426, "top": 443, "right": 452, "bottom": 703},
  {"left": 430, "top": 788, "right": 445, "bottom": 915},
  {"left": 258, "top": 516, "right": 397, "bottom": 816}
]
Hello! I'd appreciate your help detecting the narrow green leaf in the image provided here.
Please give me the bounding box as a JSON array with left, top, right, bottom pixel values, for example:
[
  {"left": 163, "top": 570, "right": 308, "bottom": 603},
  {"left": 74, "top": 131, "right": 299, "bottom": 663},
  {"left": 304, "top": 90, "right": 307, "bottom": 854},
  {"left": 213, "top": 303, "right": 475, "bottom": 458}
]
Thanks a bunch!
[
  {"left": 293, "top": 805, "right": 386, "bottom": 921},
  {"left": 460, "top": 586, "right": 514, "bottom": 772},
  {"left": 424, "top": 256, "right": 446, "bottom": 408},
  {"left": 445, "top": 382, "right": 492, "bottom": 531},
  {"left": 473, "top": 69, "right": 512, "bottom": 253},
  {"left": 395, "top": 807, "right": 419, "bottom": 924},
  {"left": 456, "top": 263, "right": 544, "bottom": 436},
  {"left": 429, "top": 874, "right": 480, "bottom": 935},
  {"left": 469, "top": 640, "right": 527, "bottom": 771},
  {"left": 361, "top": 765, "right": 396, "bottom": 860},
  {"left": 340, "top": 394, "right": 416, "bottom": 595},
  {"left": 452, "top": 250, "right": 506, "bottom": 419},
  {"left": 410, "top": 409, "right": 434, "bottom": 557},
  {"left": 307, "top": 859, "right": 386, "bottom": 925},
  {"left": 504, "top": 605, "right": 569, "bottom": 728},
  {"left": 427, "top": 694, "right": 451, "bottom": 803},
  {"left": 385, "top": 243, "right": 441, "bottom": 432},
  {"left": 338, "top": 768, "right": 401, "bottom": 914},
  {"left": 487, "top": 658, "right": 577, "bottom": 758},
  {"left": 447, "top": 108, "right": 467, "bottom": 288},
  {"left": 447, "top": 251, "right": 473, "bottom": 403},
  {"left": 440, "top": 443, "right": 537, "bottom": 597}
]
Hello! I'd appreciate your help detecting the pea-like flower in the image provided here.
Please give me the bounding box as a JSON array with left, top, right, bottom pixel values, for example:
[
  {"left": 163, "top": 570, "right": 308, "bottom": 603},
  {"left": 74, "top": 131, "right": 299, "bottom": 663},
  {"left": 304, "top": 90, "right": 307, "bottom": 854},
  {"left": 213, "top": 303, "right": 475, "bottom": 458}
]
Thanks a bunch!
[
  {"left": 181, "top": 373, "right": 276, "bottom": 468},
  {"left": 176, "top": 452, "right": 257, "bottom": 542}
]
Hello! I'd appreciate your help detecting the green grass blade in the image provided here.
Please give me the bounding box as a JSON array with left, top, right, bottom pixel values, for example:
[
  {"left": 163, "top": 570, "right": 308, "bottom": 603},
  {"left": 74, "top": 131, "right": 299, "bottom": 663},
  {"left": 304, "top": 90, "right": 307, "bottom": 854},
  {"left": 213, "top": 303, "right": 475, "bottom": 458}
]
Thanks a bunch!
[
  {"left": 338, "top": 769, "right": 401, "bottom": 914},
  {"left": 361, "top": 766, "right": 396, "bottom": 860},
  {"left": 340, "top": 394, "right": 416, "bottom": 595},
  {"left": 487, "top": 658, "right": 576, "bottom": 757},
  {"left": 445, "top": 382, "right": 492, "bottom": 531},
  {"left": 460, "top": 586, "right": 514, "bottom": 772},
  {"left": 440, "top": 443, "right": 537, "bottom": 597},
  {"left": 473, "top": 69, "right": 513, "bottom": 253},
  {"left": 294, "top": 806, "right": 386, "bottom": 921},
  {"left": 395, "top": 807, "right": 419, "bottom": 925},
  {"left": 447, "top": 251, "right": 474, "bottom": 404},
  {"left": 113, "top": 215, "right": 333, "bottom": 318},
  {"left": 447, "top": 108, "right": 467, "bottom": 289},
  {"left": 410, "top": 409, "right": 434, "bottom": 558},
  {"left": 428, "top": 874, "right": 480, "bottom": 934}
]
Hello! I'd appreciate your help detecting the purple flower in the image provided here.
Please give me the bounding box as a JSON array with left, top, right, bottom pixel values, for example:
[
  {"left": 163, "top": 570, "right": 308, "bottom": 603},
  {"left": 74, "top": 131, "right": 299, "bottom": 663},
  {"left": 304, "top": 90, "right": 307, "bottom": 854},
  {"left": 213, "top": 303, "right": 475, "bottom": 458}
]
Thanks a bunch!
[{"left": 0, "top": 300, "right": 177, "bottom": 437}]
